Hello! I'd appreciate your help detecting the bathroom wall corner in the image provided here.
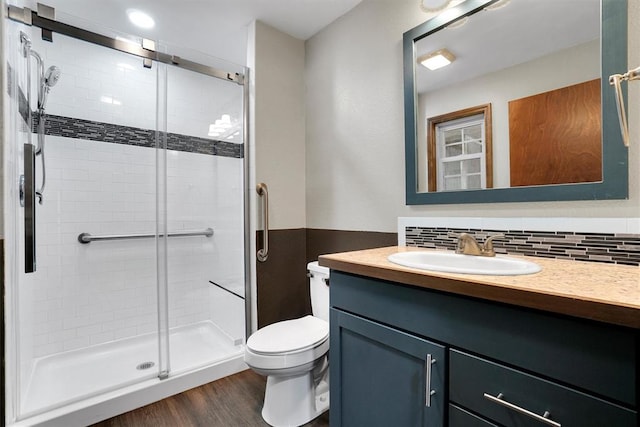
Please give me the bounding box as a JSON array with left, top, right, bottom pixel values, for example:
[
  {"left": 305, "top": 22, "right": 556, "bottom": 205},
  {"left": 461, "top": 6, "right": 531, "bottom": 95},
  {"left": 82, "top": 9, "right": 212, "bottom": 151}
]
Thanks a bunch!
[{"left": 251, "top": 21, "right": 308, "bottom": 328}]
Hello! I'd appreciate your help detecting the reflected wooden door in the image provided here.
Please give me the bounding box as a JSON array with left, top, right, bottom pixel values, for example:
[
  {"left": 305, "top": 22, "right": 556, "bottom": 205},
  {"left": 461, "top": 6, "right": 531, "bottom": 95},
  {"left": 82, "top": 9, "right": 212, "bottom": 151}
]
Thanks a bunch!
[{"left": 509, "top": 79, "right": 602, "bottom": 187}]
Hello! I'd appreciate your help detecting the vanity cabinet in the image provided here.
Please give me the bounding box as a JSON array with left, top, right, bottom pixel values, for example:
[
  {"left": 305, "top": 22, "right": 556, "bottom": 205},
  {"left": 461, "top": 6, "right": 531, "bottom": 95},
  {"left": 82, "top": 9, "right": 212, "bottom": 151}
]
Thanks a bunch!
[{"left": 329, "top": 271, "right": 638, "bottom": 427}]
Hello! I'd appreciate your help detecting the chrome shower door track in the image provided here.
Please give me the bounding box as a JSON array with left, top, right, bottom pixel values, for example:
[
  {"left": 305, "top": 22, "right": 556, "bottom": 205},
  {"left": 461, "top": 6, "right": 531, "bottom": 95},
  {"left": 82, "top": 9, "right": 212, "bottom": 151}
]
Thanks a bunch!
[{"left": 7, "top": 4, "right": 245, "bottom": 85}]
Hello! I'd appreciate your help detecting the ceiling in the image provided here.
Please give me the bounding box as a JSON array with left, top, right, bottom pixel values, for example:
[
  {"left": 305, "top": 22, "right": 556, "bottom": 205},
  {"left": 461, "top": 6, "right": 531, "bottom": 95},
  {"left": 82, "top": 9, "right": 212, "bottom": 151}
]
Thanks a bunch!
[
  {"left": 27, "top": 0, "right": 363, "bottom": 66},
  {"left": 415, "top": 0, "right": 601, "bottom": 93}
]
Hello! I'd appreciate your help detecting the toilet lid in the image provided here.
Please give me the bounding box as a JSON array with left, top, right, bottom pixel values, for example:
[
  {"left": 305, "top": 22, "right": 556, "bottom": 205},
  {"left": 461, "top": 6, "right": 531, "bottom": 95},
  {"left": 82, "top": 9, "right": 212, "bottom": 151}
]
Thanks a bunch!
[{"left": 247, "top": 315, "right": 329, "bottom": 354}]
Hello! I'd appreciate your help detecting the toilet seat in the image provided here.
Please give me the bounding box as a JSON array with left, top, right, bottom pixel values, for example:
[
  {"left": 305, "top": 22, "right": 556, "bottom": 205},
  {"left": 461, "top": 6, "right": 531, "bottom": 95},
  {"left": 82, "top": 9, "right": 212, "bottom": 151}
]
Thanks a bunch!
[
  {"left": 245, "top": 316, "right": 329, "bottom": 371},
  {"left": 247, "top": 315, "right": 329, "bottom": 354}
]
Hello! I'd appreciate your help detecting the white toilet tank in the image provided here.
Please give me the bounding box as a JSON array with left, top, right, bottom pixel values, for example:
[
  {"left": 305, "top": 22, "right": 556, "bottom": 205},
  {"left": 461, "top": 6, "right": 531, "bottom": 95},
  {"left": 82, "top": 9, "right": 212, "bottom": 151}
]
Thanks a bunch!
[{"left": 308, "top": 261, "right": 330, "bottom": 322}]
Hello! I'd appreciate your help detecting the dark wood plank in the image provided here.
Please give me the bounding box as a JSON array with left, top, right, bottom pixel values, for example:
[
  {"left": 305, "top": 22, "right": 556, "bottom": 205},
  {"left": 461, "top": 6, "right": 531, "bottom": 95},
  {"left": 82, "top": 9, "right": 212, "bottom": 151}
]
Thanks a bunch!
[{"left": 91, "top": 370, "right": 330, "bottom": 427}]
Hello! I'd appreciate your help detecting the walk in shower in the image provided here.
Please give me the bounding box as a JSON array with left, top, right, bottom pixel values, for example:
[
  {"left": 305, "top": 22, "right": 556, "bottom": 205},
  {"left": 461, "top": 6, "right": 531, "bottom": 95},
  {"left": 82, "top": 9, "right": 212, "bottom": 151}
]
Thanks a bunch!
[{"left": 4, "top": 3, "right": 250, "bottom": 426}]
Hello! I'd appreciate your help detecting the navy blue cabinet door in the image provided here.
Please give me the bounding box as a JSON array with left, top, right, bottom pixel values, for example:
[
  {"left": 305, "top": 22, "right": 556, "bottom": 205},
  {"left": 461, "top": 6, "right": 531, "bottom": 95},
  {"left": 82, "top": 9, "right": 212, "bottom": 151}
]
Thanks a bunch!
[{"left": 330, "top": 308, "right": 446, "bottom": 427}]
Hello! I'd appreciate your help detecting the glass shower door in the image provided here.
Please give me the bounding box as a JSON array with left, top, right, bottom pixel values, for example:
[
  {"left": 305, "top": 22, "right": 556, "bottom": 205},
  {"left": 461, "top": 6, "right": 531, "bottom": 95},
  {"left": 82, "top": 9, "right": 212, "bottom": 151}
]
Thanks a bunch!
[
  {"left": 4, "top": 6, "right": 249, "bottom": 423},
  {"left": 160, "top": 49, "right": 247, "bottom": 375},
  {"left": 5, "top": 20, "right": 166, "bottom": 418}
]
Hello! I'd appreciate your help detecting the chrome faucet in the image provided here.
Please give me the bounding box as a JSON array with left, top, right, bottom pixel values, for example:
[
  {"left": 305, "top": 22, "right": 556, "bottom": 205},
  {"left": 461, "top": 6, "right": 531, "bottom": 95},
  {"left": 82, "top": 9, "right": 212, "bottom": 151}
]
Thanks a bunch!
[{"left": 455, "top": 233, "right": 504, "bottom": 257}]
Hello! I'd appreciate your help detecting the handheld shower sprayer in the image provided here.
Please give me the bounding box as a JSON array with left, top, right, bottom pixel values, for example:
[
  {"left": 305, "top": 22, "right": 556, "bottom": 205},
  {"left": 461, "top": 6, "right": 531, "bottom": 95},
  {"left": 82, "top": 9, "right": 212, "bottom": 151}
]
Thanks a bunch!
[
  {"left": 39, "top": 65, "right": 61, "bottom": 110},
  {"left": 34, "top": 65, "right": 60, "bottom": 203}
]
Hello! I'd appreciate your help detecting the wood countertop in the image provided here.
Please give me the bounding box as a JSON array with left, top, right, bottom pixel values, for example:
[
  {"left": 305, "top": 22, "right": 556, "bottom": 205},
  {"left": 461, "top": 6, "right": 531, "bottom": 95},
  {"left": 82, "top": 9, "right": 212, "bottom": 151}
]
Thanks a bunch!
[{"left": 319, "top": 246, "right": 640, "bottom": 329}]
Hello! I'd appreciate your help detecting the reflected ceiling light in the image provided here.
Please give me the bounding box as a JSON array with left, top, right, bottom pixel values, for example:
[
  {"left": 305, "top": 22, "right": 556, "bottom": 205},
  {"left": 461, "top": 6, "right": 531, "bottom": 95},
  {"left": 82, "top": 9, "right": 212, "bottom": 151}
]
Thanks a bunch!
[
  {"left": 484, "top": 0, "right": 511, "bottom": 11},
  {"left": 127, "top": 9, "right": 155, "bottom": 29},
  {"left": 115, "top": 36, "right": 138, "bottom": 45},
  {"left": 446, "top": 16, "right": 469, "bottom": 29},
  {"left": 420, "top": 0, "right": 453, "bottom": 12},
  {"left": 117, "top": 62, "right": 136, "bottom": 71},
  {"left": 208, "top": 114, "right": 234, "bottom": 137},
  {"left": 418, "top": 48, "right": 456, "bottom": 71},
  {"left": 100, "top": 95, "right": 121, "bottom": 106}
]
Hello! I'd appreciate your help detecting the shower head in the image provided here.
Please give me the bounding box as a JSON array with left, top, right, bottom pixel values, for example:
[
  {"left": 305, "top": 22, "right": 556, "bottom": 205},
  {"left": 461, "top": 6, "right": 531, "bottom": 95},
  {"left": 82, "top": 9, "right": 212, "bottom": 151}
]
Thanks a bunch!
[
  {"left": 44, "top": 66, "right": 61, "bottom": 88},
  {"left": 39, "top": 66, "right": 61, "bottom": 110}
]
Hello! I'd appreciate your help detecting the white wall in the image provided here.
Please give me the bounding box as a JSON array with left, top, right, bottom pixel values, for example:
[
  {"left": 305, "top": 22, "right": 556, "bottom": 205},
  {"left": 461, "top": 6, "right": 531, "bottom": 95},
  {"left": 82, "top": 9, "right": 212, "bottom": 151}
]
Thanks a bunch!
[
  {"left": 305, "top": 0, "right": 640, "bottom": 233},
  {"left": 252, "top": 21, "right": 306, "bottom": 230}
]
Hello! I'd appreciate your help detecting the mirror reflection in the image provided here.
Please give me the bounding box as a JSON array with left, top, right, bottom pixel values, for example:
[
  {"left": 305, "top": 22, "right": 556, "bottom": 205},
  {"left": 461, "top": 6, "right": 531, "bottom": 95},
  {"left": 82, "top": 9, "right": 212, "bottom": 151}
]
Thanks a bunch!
[{"left": 415, "top": 0, "right": 601, "bottom": 193}]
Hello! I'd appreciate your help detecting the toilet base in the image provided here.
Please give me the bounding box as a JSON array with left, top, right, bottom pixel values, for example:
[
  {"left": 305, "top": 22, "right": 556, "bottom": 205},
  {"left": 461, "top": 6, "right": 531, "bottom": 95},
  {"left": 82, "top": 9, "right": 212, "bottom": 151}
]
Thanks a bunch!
[{"left": 261, "top": 366, "right": 329, "bottom": 427}]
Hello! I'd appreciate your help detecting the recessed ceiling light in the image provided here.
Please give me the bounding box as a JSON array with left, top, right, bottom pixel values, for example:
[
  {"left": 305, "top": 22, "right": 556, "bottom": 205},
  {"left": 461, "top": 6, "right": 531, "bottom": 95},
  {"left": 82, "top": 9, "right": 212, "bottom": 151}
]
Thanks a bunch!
[
  {"left": 418, "top": 48, "right": 456, "bottom": 71},
  {"left": 127, "top": 9, "right": 155, "bottom": 29}
]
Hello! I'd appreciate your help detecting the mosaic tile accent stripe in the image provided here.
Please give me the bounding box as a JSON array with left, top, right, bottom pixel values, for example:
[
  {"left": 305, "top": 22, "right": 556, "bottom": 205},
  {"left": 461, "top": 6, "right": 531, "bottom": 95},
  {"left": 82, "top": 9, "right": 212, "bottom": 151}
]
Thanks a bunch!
[
  {"left": 32, "top": 114, "right": 243, "bottom": 158},
  {"left": 405, "top": 226, "right": 640, "bottom": 266}
]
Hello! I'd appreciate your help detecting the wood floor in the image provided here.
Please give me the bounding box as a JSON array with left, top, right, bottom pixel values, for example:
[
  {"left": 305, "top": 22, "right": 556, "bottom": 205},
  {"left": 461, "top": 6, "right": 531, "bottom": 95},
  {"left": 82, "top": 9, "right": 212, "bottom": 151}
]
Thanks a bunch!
[{"left": 91, "top": 369, "right": 330, "bottom": 427}]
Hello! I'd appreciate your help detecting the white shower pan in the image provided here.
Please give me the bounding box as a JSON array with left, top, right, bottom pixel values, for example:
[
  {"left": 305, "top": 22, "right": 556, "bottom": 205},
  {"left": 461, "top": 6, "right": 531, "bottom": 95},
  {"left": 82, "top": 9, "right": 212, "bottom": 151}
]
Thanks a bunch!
[{"left": 15, "top": 321, "right": 246, "bottom": 427}]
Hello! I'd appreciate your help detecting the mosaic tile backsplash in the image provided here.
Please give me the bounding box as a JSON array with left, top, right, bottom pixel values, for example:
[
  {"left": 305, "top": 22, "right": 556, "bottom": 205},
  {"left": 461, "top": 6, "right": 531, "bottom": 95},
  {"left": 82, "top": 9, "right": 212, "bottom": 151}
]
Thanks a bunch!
[{"left": 405, "top": 227, "right": 640, "bottom": 266}]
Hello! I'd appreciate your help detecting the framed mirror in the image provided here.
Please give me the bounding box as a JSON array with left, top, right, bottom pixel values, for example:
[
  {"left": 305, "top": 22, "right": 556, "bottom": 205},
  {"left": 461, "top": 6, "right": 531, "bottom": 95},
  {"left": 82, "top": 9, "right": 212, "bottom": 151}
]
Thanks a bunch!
[{"left": 403, "top": 0, "right": 628, "bottom": 204}]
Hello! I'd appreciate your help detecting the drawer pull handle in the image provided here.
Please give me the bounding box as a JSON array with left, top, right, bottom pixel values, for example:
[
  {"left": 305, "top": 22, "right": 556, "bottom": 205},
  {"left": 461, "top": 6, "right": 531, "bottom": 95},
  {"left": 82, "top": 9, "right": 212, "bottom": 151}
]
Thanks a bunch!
[
  {"left": 483, "top": 393, "right": 561, "bottom": 427},
  {"left": 425, "top": 354, "right": 436, "bottom": 407}
]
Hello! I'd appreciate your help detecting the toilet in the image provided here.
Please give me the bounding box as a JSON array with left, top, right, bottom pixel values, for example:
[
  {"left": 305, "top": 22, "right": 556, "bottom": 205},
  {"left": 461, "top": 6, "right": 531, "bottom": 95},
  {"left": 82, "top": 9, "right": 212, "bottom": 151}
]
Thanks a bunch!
[{"left": 244, "top": 261, "right": 330, "bottom": 427}]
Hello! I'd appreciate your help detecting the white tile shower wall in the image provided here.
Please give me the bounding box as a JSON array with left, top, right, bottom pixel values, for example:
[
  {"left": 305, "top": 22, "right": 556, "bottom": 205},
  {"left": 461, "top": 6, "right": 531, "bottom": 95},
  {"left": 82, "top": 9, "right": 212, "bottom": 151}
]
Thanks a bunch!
[
  {"left": 27, "top": 28, "right": 243, "bottom": 141},
  {"left": 29, "top": 31, "right": 157, "bottom": 132},
  {"left": 23, "top": 136, "right": 244, "bottom": 358}
]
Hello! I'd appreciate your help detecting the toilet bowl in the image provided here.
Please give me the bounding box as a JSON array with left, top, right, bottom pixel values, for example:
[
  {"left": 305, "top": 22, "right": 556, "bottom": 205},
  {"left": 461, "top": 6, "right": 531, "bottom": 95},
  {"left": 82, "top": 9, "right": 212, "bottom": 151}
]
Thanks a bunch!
[{"left": 244, "top": 261, "right": 330, "bottom": 427}]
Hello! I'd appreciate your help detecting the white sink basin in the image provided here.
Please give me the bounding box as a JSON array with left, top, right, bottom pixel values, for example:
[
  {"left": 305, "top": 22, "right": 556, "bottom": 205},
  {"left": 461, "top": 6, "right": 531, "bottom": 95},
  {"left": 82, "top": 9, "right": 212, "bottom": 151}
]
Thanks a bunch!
[{"left": 387, "top": 251, "right": 541, "bottom": 276}]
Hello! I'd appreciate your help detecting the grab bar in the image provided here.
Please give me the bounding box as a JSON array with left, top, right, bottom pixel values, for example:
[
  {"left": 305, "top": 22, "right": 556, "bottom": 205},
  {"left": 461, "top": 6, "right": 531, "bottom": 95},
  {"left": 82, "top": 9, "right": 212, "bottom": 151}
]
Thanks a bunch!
[
  {"left": 609, "top": 65, "right": 640, "bottom": 147},
  {"left": 256, "top": 183, "right": 269, "bottom": 262},
  {"left": 78, "top": 228, "right": 214, "bottom": 244}
]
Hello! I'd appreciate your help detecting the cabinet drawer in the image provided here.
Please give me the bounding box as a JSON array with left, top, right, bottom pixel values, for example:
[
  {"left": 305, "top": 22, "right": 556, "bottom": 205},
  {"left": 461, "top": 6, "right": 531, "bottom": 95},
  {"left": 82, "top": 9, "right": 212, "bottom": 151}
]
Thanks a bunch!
[
  {"left": 449, "top": 350, "right": 637, "bottom": 427},
  {"left": 450, "top": 404, "right": 499, "bottom": 427}
]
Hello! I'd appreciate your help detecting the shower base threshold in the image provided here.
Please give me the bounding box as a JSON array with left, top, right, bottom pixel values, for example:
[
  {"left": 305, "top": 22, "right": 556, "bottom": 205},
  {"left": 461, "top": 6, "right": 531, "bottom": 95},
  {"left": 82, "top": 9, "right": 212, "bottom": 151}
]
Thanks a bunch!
[{"left": 16, "top": 321, "right": 246, "bottom": 426}]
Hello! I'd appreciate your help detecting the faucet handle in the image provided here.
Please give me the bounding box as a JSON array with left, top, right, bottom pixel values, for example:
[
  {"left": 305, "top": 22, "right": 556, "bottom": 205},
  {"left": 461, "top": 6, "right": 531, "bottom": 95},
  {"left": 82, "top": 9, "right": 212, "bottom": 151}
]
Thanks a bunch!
[{"left": 482, "top": 234, "right": 504, "bottom": 254}]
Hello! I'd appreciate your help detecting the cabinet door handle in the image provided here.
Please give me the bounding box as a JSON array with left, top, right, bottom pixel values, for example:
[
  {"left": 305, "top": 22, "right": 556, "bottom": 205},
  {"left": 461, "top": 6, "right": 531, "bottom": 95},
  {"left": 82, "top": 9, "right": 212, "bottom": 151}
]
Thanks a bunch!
[
  {"left": 425, "top": 354, "right": 436, "bottom": 407},
  {"left": 483, "top": 392, "right": 561, "bottom": 427}
]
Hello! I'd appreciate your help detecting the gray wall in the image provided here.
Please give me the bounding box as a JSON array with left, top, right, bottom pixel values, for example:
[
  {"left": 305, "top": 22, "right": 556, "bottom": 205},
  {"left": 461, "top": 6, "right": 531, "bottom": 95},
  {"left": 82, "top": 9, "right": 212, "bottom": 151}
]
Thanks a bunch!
[{"left": 305, "top": 0, "right": 640, "bottom": 233}]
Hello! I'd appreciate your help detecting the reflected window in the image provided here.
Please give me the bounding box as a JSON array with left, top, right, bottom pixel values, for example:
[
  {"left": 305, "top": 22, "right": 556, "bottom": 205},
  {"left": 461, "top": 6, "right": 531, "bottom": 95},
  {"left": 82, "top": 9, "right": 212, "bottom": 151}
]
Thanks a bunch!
[{"left": 427, "top": 104, "right": 492, "bottom": 192}]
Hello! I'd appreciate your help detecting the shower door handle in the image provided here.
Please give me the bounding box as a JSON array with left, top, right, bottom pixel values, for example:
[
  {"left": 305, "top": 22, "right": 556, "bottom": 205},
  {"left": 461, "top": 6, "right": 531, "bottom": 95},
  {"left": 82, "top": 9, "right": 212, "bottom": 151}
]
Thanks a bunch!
[
  {"left": 23, "top": 143, "right": 37, "bottom": 273},
  {"left": 256, "top": 183, "right": 269, "bottom": 262}
]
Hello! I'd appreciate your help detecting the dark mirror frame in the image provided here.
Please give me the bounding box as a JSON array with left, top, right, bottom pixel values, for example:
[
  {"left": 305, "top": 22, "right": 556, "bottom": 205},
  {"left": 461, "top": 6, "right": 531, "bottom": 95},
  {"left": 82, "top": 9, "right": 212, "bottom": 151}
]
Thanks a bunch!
[{"left": 403, "top": 0, "right": 628, "bottom": 205}]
